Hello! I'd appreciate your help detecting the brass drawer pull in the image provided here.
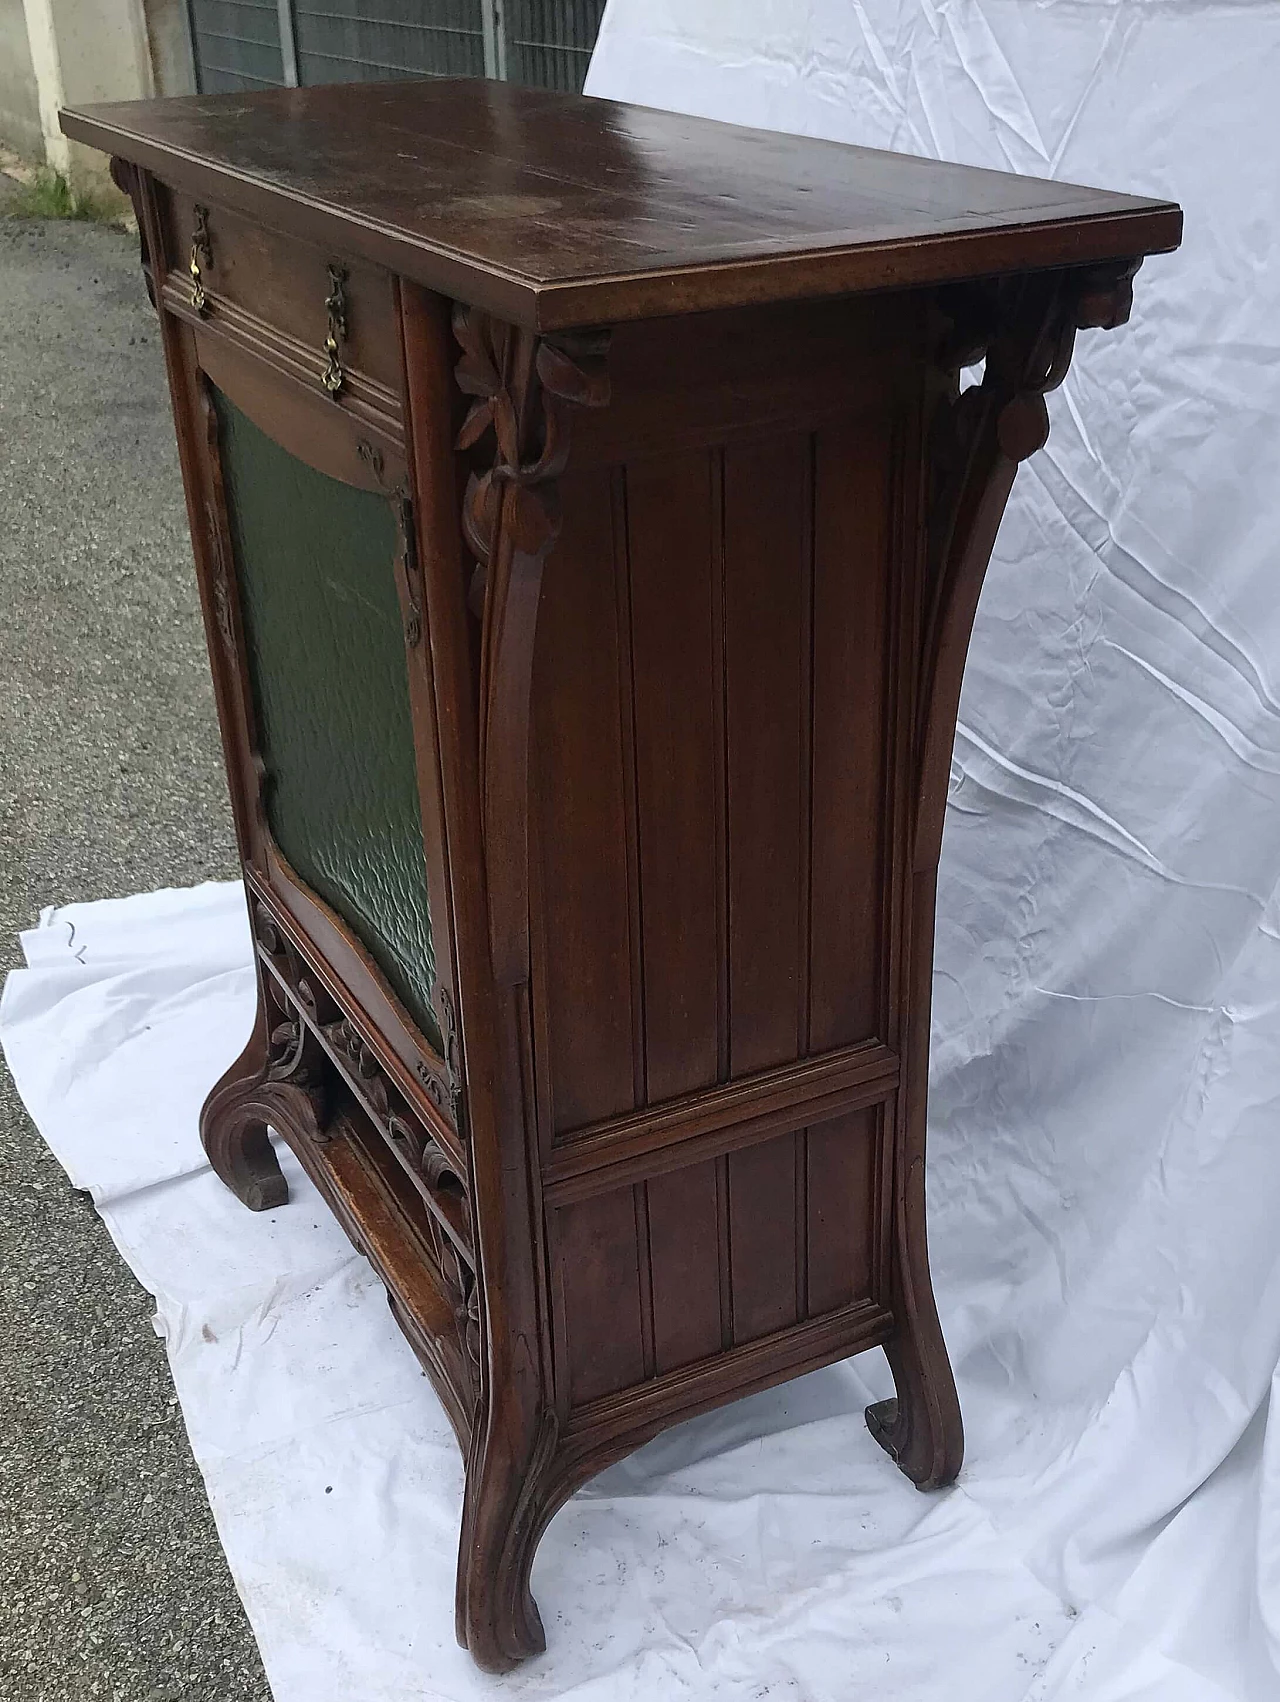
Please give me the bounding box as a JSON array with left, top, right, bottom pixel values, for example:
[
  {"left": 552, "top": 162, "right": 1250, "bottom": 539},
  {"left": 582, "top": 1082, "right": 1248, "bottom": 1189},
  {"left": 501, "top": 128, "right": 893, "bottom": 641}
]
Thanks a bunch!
[
  {"left": 189, "top": 204, "right": 211, "bottom": 314},
  {"left": 322, "top": 263, "right": 348, "bottom": 395}
]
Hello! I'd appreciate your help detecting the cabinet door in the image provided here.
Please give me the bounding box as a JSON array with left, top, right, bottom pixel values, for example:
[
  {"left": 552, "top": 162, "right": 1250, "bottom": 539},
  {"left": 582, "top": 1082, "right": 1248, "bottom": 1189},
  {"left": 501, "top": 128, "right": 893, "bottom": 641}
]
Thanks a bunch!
[
  {"left": 210, "top": 384, "right": 442, "bottom": 1050},
  {"left": 180, "top": 312, "right": 452, "bottom": 1080}
]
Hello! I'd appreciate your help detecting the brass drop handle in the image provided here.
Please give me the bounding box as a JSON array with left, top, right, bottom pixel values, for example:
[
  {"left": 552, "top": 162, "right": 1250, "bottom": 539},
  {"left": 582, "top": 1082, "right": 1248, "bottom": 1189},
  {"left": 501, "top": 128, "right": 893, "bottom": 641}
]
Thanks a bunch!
[
  {"left": 189, "top": 205, "right": 211, "bottom": 314},
  {"left": 322, "top": 263, "right": 348, "bottom": 395}
]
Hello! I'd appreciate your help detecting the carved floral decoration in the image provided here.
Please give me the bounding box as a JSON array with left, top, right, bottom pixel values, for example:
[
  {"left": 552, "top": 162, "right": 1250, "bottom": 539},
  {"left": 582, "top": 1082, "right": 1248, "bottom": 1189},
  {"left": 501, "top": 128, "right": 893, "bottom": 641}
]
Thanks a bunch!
[
  {"left": 453, "top": 305, "right": 610, "bottom": 577},
  {"left": 451, "top": 305, "right": 611, "bottom": 985}
]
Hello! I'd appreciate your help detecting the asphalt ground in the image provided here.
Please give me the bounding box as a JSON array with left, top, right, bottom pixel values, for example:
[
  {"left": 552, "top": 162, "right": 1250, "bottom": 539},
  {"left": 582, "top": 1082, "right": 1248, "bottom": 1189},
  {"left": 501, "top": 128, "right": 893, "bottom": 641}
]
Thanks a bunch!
[{"left": 0, "top": 180, "right": 272, "bottom": 1700}]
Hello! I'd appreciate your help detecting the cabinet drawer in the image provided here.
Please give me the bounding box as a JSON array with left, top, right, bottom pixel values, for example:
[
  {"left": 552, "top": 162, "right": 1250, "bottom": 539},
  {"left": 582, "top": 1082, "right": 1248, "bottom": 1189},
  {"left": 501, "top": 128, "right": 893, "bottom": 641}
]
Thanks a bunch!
[{"left": 157, "top": 187, "right": 403, "bottom": 408}]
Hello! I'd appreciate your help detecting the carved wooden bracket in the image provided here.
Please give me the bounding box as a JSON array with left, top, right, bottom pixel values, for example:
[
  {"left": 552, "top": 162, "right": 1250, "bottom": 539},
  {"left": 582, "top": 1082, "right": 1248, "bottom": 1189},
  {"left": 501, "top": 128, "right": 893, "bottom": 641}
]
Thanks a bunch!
[
  {"left": 452, "top": 305, "right": 611, "bottom": 985},
  {"left": 108, "top": 157, "right": 157, "bottom": 311},
  {"left": 913, "top": 259, "right": 1142, "bottom": 871}
]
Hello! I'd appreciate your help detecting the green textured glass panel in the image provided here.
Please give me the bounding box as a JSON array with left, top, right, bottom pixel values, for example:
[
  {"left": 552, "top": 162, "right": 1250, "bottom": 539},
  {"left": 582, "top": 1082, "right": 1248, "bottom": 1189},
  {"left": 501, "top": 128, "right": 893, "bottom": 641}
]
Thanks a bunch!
[{"left": 213, "top": 388, "right": 441, "bottom": 1052}]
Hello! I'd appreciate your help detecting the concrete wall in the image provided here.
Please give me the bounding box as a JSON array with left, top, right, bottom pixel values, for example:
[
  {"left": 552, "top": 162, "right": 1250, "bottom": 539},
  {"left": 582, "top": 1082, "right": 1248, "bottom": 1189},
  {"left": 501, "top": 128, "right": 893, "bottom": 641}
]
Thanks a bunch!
[
  {"left": 144, "top": 0, "right": 195, "bottom": 98},
  {"left": 36, "top": 0, "right": 154, "bottom": 183},
  {"left": 0, "top": 0, "right": 43, "bottom": 158},
  {"left": 0, "top": 0, "right": 192, "bottom": 182}
]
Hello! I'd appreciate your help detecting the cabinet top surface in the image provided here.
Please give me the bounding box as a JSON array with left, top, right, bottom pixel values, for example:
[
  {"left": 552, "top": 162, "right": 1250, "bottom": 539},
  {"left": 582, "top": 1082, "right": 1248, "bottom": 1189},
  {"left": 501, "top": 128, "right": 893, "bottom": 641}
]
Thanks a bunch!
[{"left": 63, "top": 79, "right": 1181, "bottom": 330}]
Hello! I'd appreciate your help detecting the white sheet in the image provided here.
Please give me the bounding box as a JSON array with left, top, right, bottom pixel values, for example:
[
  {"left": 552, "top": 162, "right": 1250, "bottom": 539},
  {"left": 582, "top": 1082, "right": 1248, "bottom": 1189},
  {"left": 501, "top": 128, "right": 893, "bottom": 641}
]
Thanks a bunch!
[
  {"left": 5, "top": 4, "right": 1280, "bottom": 1694},
  {"left": 588, "top": 1, "right": 1280, "bottom": 1696},
  {"left": 0, "top": 884, "right": 1086, "bottom": 1701}
]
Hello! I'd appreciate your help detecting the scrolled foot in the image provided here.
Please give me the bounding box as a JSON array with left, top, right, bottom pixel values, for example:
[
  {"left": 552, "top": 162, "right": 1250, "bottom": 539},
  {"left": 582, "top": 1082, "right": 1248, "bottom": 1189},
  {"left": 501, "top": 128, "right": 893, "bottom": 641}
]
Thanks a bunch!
[
  {"left": 864, "top": 1329, "right": 963, "bottom": 1491},
  {"left": 198, "top": 1013, "right": 334, "bottom": 1214},
  {"left": 456, "top": 1409, "right": 558, "bottom": 1671},
  {"left": 462, "top": 1581, "right": 546, "bottom": 1675},
  {"left": 240, "top": 1167, "right": 289, "bottom": 1212},
  {"left": 865, "top": 1396, "right": 902, "bottom": 1458},
  {"left": 201, "top": 1075, "right": 291, "bottom": 1213}
]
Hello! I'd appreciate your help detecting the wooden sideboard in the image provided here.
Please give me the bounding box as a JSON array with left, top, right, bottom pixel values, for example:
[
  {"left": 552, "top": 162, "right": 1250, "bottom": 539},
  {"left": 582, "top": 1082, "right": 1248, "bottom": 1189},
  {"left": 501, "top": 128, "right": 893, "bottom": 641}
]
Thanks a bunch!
[{"left": 61, "top": 80, "right": 1181, "bottom": 1672}]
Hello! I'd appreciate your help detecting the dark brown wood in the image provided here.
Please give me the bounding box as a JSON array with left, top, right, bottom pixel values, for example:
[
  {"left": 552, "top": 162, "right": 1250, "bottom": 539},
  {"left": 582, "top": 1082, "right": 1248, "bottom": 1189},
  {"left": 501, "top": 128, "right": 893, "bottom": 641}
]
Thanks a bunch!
[
  {"left": 65, "top": 80, "right": 1179, "bottom": 331},
  {"left": 85, "top": 82, "right": 1179, "bottom": 1674}
]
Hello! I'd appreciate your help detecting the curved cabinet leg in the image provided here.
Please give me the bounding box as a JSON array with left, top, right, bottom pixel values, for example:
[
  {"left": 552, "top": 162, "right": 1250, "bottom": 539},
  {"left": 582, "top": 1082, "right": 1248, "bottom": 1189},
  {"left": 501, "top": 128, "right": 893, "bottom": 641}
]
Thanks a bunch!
[
  {"left": 199, "top": 947, "right": 336, "bottom": 1212},
  {"left": 455, "top": 1408, "right": 558, "bottom": 1672},
  {"left": 864, "top": 1138, "right": 963, "bottom": 1489},
  {"left": 866, "top": 865, "right": 964, "bottom": 1490},
  {"left": 204, "top": 1112, "right": 288, "bottom": 1212},
  {"left": 200, "top": 1018, "right": 290, "bottom": 1212},
  {"left": 865, "top": 1285, "right": 963, "bottom": 1490}
]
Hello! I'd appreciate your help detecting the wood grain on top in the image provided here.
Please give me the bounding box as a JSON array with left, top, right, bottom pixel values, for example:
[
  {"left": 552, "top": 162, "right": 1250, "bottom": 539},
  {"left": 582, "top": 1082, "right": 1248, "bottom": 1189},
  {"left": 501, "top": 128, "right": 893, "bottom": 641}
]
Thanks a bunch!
[{"left": 62, "top": 78, "right": 1182, "bottom": 329}]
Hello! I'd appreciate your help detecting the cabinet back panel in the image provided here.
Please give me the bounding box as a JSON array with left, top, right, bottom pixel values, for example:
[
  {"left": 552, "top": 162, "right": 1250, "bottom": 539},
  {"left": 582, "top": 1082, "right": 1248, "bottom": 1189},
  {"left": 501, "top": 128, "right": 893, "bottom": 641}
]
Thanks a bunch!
[
  {"left": 548, "top": 1109, "right": 882, "bottom": 1413},
  {"left": 530, "top": 468, "right": 637, "bottom": 1130},
  {"left": 531, "top": 408, "right": 899, "bottom": 1144}
]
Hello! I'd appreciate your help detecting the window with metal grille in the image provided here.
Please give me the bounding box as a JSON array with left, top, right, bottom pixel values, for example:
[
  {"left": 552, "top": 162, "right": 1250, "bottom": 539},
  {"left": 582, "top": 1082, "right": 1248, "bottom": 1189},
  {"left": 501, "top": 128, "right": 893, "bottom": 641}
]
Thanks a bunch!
[
  {"left": 505, "top": 0, "right": 604, "bottom": 94},
  {"left": 293, "top": 1, "right": 487, "bottom": 86},
  {"left": 185, "top": 0, "right": 607, "bottom": 94},
  {"left": 186, "top": 0, "right": 286, "bottom": 91}
]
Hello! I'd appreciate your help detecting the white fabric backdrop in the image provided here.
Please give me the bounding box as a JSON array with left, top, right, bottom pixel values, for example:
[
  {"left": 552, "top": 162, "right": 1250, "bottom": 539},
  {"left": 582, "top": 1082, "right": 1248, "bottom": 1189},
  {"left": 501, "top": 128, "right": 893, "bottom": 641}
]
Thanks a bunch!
[
  {"left": 0, "top": 885, "right": 1086, "bottom": 1701},
  {"left": 588, "top": 1, "right": 1280, "bottom": 1696},
  {"left": 4, "top": 6, "right": 1280, "bottom": 1698}
]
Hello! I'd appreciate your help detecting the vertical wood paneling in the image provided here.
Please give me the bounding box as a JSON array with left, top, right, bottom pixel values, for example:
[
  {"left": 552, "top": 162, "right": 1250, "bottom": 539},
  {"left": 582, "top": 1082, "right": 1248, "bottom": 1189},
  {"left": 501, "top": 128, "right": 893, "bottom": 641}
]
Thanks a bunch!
[
  {"left": 797, "top": 433, "right": 815, "bottom": 1066},
  {"left": 626, "top": 453, "right": 720, "bottom": 1103},
  {"left": 723, "top": 435, "right": 808, "bottom": 1078},
  {"left": 882, "top": 406, "right": 921, "bottom": 1050},
  {"left": 710, "top": 450, "right": 730, "bottom": 1085},
  {"left": 553, "top": 1189, "right": 647, "bottom": 1406},
  {"left": 539, "top": 402, "right": 903, "bottom": 1408},
  {"left": 728, "top": 1134, "right": 799, "bottom": 1343},
  {"left": 633, "top": 1181, "right": 656, "bottom": 1379},
  {"left": 612, "top": 468, "right": 648, "bottom": 1108},
  {"left": 808, "top": 416, "right": 891, "bottom": 1053},
  {"left": 715, "top": 1153, "right": 733, "bottom": 1350},
  {"left": 806, "top": 1107, "right": 878, "bottom": 1315},
  {"left": 533, "top": 466, "right": 635, "bottom": 1134},
  {"left": 794, "top": 1128, "right": 810, "bottom": 1322},
  {"left": 646, "top": 1164, "right": 723, "bottom": 1373}
]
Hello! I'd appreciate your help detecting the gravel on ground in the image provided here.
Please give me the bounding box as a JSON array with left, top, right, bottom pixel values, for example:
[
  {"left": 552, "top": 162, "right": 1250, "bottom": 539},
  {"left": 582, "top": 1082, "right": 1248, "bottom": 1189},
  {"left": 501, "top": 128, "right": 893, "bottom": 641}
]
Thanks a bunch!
[{"left": 0, "top": 175, "right": 272, "bottom": 1702}]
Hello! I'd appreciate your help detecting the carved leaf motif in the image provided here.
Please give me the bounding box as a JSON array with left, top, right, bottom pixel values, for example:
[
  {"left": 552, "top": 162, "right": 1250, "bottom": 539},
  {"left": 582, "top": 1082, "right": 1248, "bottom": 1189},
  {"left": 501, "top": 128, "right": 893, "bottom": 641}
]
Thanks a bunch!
[
  {"left": 451, "top": 304, "right": 612, "bottom": 986},
  {"left": 203, "top": 506, "right": 236, "bottom": 657},
  {"left": 451, "top": 306, "right": 610, "bottom": 568},
  {"left": 454, "top": 306, "right": 503, "bottom": 403},
  {"left": 536, "top": 334, "right": 611, "bottom": 410},
  {"left": 433, "top": 984, "right": 464, "bottom": 1128},
  {"left": 461, "top": 469, "right": 504, "bottom": 569}
]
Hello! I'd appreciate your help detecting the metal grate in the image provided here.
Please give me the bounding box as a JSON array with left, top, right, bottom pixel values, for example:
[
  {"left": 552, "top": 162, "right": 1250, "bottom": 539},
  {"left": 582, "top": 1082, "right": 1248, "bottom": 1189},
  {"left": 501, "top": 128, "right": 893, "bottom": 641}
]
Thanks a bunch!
[
  {"left": 504, "top": 0, "right": 606, "bottom": 94},
  {"left": 188, "top": 1, "right": 606, "bottom": 97},
  {"left": 293, "top": 0, "right": 486, "bottom": 86},
  {"left": 187, "top": 0, "right": 287, "bottom": 92}
]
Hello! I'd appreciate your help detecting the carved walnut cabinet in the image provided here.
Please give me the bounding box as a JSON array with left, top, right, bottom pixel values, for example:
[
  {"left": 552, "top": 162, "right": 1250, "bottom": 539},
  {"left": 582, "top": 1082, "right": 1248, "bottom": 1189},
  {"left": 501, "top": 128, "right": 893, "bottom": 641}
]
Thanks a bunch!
[{"left": 61, "top": 81, "right": 1180, "bottom": 1671}]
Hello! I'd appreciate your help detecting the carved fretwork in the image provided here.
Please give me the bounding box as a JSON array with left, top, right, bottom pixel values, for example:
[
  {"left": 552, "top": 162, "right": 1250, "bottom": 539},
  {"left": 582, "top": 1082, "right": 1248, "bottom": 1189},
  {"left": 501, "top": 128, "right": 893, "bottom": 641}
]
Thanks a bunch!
[
  {"left": 913, "top": 259, "right": 1142, "bottom": 870},
  {"left": 205, "top": 906, "right": 483, "bottom": 1417},
  {"left": 452, "top": 305, "right": 610, "bottom": 984},
  {"left": 421, "top": 1207, "right": 480, "bottom": 1402},
  {"left": 250, "top": 899, "right": 482, "bottom": 1403},
  {"left": 251, "top": 909, "right": 329, "bottom": 1112},
  {"left": 108, "top": 158, "right": 156, "bottom": 311},
  {"left": 251, "top": 902, "right": 471, "bottom": 1241}
]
